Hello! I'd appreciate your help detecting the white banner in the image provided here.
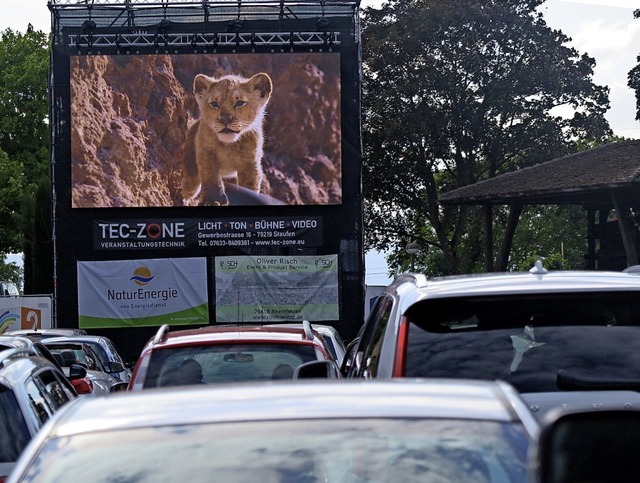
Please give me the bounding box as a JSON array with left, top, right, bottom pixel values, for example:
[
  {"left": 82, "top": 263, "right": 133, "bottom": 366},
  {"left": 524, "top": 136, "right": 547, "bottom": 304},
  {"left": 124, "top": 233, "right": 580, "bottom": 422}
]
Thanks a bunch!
[
  {"left": 77, "top": 258, "right": 209, "bottom": 328},
  {"left": 0, "top": 296, "right": 52, "bottom": 334},
  {"left": 215, "top": 255, "right": 339, "bottom": 322}
]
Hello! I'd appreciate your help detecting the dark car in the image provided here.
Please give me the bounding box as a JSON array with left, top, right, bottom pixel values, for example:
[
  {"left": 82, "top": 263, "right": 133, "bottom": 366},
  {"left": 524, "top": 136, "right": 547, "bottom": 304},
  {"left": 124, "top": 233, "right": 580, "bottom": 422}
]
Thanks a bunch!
[
  {"left": 0, "top": 347, "right": 77, "bottom": 481},
  {"left": 344, "top": 261, "right": 640, "bottom": 420}
]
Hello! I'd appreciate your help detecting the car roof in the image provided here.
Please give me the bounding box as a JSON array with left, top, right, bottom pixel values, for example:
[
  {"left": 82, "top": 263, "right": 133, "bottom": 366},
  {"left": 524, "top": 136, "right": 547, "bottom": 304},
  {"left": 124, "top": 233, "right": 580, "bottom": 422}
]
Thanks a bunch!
[
  {"left": 5, "top": 328, "right": 86, "bottom": 338},
  {"left": 0, "top": 349, "right": 62, "bottom": 386},
  {"left": 34, "top": 379, "right": 539, "bottom": 438},
  {"left": 388, "top": 264, "right": 640, "bottom": 314},
  {"left": 145, "top": 324, "right": 327, "bottom": 350}
]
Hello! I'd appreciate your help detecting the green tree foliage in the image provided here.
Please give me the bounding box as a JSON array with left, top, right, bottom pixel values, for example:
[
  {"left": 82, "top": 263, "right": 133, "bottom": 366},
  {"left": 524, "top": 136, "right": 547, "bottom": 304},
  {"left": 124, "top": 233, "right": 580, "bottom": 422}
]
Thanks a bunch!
[
  {"left": 25, "top": 176, "right": 53, "bottom": 295},
  {"left": 0, "top": 149, "right": 23, "bottom": 253},
  {"left": 0, "top": 26, "right": 50, "bottom": 184},
  {"left": 628, "top": 9, "right": 640, "bottom": 120},
  {"left": 0, "top": 26, "right": 50, "bottom": 288},
  {"left": 362, "top": 0, "right": 612, "bottom": 275},
  {"left": 0, "top": 254, "right": 22, "bottom": 288}
]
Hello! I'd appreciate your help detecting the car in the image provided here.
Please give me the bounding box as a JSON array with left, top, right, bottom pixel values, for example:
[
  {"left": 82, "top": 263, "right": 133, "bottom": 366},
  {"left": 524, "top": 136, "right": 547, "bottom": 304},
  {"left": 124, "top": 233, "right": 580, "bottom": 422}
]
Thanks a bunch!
[
  {"left": 45, "top": 335, "right": 131, "bottom": 383},
  {"left": 4, "top": 328, "right": 87, "bottom": 339},
  {"left": 0, "top": 335, "right": 97, "bottom": 397},
  {"left": 7, "top": 378, "right": 539, "bottom": 483},
  {"left": 0, "top": 347, "right": 77, "bottom": 482},
  {"left": 40, "top": 339, "right": 121, "bottom": 396},
  {"left": 266, "top": 323, "right": 347, "bottom": 365},
  {"left": 534, "top": 405, "right": 640, "bottom": 483},
  {"left": 129, "top": 321, "right": 337, "bottom": 390},
  {"left": 344, "top": 260, "right": 640, "bottom": 421}
]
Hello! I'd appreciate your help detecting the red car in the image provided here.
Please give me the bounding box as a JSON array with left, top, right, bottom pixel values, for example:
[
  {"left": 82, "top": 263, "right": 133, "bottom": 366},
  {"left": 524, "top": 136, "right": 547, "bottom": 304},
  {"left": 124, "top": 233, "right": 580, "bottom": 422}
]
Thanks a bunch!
[{"left": 129, "top": 322, "right": 336, "bottom": 390}]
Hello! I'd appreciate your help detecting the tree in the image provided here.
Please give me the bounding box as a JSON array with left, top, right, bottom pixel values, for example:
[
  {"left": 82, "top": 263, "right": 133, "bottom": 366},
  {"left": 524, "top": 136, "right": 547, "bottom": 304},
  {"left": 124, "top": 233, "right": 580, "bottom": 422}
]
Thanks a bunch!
[
  {"left": 0, "top": 26, "right": 50, "bottom": 184},
  {"left": 362, "top": 0, "right": 612, "bottom": 275},
  {"left": 0, "top": 149, "right": 23, "bottom": 253},
  {"left": 628, "top": 9, "right": 640, "bottom": 120},
  {"left": 22, "top": 175, "right": 53, "bottom": 295},
  {"left": 0, "top": 26, "right": 50, "bottom": 288}
]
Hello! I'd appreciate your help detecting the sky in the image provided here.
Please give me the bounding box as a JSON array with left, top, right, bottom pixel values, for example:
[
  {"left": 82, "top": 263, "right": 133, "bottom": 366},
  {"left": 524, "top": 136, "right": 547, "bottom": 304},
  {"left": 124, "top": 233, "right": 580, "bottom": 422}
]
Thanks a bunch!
[{"left": 3, "top": 0, "right": 640, "bottom": 284}]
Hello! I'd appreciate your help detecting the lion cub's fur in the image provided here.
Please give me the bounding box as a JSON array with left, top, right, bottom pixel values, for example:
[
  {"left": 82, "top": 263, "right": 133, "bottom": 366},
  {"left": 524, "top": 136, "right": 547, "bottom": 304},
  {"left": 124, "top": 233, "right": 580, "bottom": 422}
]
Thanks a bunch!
[{"left": 181, "top": 72, "right": 272, "bottom": 206}]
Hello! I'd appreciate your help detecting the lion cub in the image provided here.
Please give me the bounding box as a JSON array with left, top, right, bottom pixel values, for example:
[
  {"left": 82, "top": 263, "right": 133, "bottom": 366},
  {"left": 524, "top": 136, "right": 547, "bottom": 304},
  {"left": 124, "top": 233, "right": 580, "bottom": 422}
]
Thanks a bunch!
[{"left": 181, "top": 72, "right": 273, "bottom": 206}]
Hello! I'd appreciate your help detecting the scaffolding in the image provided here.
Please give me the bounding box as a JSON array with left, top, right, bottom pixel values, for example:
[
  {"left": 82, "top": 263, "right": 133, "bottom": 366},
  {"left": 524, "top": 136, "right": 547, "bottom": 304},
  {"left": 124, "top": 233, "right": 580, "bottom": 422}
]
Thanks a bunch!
[{"left": 48, "top": 0, "right": 359, "bottom": 52}]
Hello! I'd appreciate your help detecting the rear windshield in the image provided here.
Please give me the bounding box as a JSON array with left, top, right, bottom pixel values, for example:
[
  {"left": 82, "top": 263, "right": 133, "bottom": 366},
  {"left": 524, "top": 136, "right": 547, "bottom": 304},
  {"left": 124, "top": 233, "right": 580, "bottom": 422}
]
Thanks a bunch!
[
  {"left": 17, "top": 418, "right": 530, "bottom": 483},
  {"left": 0, "top": 385, "right": 31, "bottom": 463},
  {"left": 144, "top": 343, "right": 317, "bottom": 388},
  {"left": 404, "top": 292, "right": 640, "bottom": 392}
]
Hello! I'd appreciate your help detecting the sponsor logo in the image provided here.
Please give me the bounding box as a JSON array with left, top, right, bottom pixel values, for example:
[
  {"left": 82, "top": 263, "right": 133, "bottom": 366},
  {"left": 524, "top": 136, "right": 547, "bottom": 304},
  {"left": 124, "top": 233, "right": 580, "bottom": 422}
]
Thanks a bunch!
[{"left": 130, "top": 266, "right": 154, "bottom": 286}]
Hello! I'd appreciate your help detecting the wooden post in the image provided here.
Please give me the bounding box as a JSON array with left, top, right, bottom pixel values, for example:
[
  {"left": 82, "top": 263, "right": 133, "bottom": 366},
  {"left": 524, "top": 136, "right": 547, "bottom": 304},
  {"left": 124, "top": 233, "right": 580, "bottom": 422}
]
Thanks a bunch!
[{"left": 611, "top": 193, "right": 639, "bottom": 267}]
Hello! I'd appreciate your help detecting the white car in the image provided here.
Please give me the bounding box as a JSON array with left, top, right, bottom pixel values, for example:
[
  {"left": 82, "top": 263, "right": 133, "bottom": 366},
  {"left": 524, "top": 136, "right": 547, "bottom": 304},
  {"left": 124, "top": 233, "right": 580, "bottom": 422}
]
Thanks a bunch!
[
  {"left": 345, "top": 260, "right": 640, "bottom": 421},
  {"left": 7, "top": 379, "right": 539, "bottom": 483},
  {"left": 267, "top": 323, "right": 347, "bottom": 366},
  {"left": 40, "top": 339, "right": 120, "bottom": 396}
]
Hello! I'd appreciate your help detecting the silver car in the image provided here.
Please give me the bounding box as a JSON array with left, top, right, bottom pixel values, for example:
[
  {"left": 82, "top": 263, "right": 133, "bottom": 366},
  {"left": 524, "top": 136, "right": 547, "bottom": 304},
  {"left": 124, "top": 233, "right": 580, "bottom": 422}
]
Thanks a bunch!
[
  {"left": 8, "top": 379, "right": 538, "bottom": 483},
  {"left": 54, "top": 335, "right": 132, "bottom": 383}
]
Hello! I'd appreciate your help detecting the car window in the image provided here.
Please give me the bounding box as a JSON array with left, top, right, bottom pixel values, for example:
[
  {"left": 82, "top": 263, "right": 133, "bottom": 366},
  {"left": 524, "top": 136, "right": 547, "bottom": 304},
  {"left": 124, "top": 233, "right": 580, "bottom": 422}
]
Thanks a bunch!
[
  {"left": 403, "top": 292, "right": 640, "bottom": 392},
  {"left": 37, "top": 369, "right": 75, "bottom": 408},
  {"left": 0, "top": 385, "right": 31, "bottom": 464},
  {"left": 16, "top": 418, "right": 530, "bottom": 483},
  {"left": 103, "top": 339, "right": 127, "bottom": 365},
  {"left": 144, "top": 343, "right": 318, "bottom": 387},
  {"left": 357, "top": 294, "right": 393, "bottom": 378},
  {"left": 24, "top": 379, "right": 54, "bottom": 426},
  {"left": 83, "top": 342, "right": 110, "bottom": 369}
]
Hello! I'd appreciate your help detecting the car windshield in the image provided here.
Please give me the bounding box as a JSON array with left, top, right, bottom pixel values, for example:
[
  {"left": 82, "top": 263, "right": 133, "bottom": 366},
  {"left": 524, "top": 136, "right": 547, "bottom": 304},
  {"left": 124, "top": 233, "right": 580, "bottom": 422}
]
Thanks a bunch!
[
  {"left": 144, "top": 343, "right": 317, "bottom": 387},
  {"left": 15, "top": 418, "right": 529, "bottom": 483},
  {"left": 404, "top": 292, "right": 640, "bottom": 392}
]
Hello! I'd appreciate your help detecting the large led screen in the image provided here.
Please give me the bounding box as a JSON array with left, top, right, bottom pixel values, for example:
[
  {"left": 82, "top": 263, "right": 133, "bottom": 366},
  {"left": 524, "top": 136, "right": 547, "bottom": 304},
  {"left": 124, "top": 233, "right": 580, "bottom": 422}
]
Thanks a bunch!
[{"left": 70, "top": 53, "right": 342, "bottom": 208}]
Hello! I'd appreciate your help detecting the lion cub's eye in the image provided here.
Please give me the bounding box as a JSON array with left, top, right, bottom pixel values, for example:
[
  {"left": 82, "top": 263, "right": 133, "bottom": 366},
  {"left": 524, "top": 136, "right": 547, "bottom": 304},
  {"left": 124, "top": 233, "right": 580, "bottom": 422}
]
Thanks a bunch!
[
  {"left": 209, "top": 101, "right": 220, "bottom": 109},
  {"left": 234, "top": 100, "right": 246, "bottom": 108}
]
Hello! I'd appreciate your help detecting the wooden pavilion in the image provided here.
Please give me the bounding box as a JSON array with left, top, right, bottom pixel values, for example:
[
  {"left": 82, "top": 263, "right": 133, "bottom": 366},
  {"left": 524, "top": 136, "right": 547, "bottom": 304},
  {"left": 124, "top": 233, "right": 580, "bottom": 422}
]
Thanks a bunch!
[{"left": 438, "top": 140, "right": 640, "bottom": 272}]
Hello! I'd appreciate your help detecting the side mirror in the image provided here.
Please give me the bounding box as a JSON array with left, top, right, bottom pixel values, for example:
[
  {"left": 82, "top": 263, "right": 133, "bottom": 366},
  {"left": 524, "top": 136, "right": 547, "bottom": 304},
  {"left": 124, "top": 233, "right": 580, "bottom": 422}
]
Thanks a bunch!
[
  {"left": 293, "top": 360, "right": 340, "bottom": 379},
  {"left": 108, "top": 361, "right": 125, "bottom": 373},
  {"left": 536, "top": 409, "right": 640, "bottom": 483},
  {"left": 109, "top": 381, "right": 129, "bottom": 393},
  {"left": 68, "top": 363, "right": 87, "bottom": 380}
]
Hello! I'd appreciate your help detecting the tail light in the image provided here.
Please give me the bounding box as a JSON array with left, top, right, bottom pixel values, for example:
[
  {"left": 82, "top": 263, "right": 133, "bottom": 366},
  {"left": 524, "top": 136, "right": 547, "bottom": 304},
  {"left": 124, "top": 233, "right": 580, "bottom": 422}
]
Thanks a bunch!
[
  {"left": 392, "top": 316, "right": 409, "bottom": 377},
  {"left": 72, "top": 378, "right": 94, "bottom": 395}
]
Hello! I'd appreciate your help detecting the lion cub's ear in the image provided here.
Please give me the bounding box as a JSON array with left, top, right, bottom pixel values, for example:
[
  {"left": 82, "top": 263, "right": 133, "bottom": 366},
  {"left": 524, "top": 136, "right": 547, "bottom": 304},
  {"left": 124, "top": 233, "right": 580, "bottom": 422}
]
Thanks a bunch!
[
  {"left": 193, "top": 74, "right": 213, "bottom": 96},
  {"left": 250, "top": 73, "right": 272, "bottom": 99}
]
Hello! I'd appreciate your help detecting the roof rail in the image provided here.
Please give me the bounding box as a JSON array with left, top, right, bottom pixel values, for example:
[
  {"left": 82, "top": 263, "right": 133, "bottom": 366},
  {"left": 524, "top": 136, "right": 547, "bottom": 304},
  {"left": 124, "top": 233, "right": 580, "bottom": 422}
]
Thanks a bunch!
[
  {"left": 0, "top": 347, "right": 37, "bottom": 369},
  {"left": 302, "top": 320, "right": 314, "bottom": 341},
  {"left": 391, "top": 273, "right": 429, "bottom": 289},
  {"left": 152, "top": 324, "right": 170, "bottom": 345}
]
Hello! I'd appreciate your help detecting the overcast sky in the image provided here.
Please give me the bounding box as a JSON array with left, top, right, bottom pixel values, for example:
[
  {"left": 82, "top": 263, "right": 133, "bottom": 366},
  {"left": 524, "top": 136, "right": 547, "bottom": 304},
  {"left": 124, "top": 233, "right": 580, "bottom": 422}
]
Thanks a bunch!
[{"left": 3, "top": 0, "right": 640, "bottom": 283}]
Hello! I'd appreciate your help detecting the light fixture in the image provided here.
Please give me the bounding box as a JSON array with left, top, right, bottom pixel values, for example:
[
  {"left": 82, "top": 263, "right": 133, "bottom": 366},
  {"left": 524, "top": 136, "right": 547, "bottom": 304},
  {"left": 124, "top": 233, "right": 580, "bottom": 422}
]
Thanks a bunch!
[{"left": 405, "top": 241, "right": 420, "bottom": 272}]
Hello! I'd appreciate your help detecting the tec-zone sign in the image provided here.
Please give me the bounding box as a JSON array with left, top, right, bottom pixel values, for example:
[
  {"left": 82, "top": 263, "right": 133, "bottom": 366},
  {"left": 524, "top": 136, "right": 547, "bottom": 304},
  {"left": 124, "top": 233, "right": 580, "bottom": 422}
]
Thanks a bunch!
[{"left": 93, "top": 217, "right": 323, "bottom": 250}]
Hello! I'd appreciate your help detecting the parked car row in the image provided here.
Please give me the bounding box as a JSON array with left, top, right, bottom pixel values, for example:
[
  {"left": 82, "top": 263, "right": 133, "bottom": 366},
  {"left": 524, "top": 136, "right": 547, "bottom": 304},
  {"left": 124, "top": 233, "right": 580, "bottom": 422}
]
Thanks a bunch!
[
  {"left": 0, "top": 345, "right": 77, "bottom": 482},
  {"left": 5, "top": 260, "right": 640, "bottom": 481}
]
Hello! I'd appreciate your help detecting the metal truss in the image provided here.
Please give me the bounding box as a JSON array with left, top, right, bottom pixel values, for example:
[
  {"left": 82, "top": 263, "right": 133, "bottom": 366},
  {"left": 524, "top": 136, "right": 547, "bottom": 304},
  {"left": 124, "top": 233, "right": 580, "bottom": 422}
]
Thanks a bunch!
[
  {"left": 50, "top": 0, "right": 354, "bottom": 5},
  {"left": 70, "top": 30, "right": 340, "bottom": 49}
]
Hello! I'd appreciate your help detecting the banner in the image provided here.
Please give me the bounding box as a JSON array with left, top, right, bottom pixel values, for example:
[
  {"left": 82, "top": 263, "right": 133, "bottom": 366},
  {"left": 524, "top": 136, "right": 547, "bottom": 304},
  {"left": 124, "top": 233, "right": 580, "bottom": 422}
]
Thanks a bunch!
[
  {"left": 0, "top": 297, "right": 52, "bottom": 334},
  {"left": 215, "top": 255, "right": 339, "bottom": 322},
  {"left": 77, "top": 258, "right": 209, "bottom": 329}
]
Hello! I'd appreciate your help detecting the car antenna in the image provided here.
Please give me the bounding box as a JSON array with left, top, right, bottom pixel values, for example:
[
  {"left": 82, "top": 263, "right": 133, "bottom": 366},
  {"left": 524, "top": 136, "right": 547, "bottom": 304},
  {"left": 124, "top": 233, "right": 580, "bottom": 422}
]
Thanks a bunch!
[{"left": 529, "top": 259, "right": 548, "bottom": 275}]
